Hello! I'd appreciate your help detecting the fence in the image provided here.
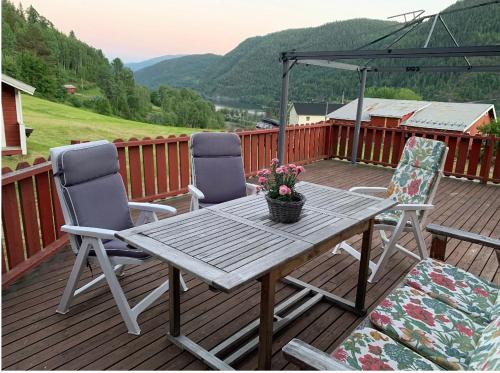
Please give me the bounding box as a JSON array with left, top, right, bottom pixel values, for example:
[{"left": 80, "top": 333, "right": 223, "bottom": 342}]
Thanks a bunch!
[
  {"left": 329, "top": 122, "right": 500, "bottom": 184},
  {"left": 2, "top": 121, "right": 498, "bottom": 287}
]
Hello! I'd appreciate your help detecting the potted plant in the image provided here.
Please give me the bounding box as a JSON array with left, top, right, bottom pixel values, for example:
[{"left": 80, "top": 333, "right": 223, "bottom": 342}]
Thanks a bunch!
[{"left": 257, "top": 158, "right": 306, "bottom": 223}]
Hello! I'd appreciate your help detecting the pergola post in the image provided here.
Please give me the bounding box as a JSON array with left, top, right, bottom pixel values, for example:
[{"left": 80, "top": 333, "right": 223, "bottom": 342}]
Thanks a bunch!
[
  {"left": 278, "top": 59, "right": 290, "bottom": 164},
  {"left": 351, "top": 67, "right": 367, "bottom": 164}
]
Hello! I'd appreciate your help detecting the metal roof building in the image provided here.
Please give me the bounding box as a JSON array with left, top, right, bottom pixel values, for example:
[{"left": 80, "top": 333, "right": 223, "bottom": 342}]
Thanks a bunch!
[
  {"left": 328, "top": 98, "right": 430, "bottom": 122},
  {"left": 327, "top": 98, "right": 496, "bottom": 134},
  {"left": 404, "top": 101, "right": 496, "bottom": 133}
]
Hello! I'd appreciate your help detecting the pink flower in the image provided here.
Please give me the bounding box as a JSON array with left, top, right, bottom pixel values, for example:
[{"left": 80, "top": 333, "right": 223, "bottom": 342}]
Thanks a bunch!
[
  {"left": 408, "top": 136, "right": 417, "bottom": 149},
  {"left": 332, "top": 347, "right": 347, "bottom": 362},
  {"left": 258, "top": 176, "right": 267, "bottom": 184},
  {"left": 276, "top": 166, "right": 286, "bottom": 174},
  {"left": 288, "top": 163, "right": 297, "bottom": 169},
  {"left": 473, "top": 287, "right": 489, "bottom": 298},
  {"left": 279, "top": 185, "right": 291, "bottom": 195},
  {"left": 407, "top": 178, "right": 422, "bottom": 197},
  {"left": 370, "top": 311, "right": 391, "bottom": 325},
  {"left": 456, "top": 323, "right": 474, "bottom": 337},
  {"left": 380, "top": 299, "right": 393, "bottom": 308},
  {"left": 296, "top": 166, "right": 305, "bottom": 174},
  {"left": 271, "top": 158, "right": 279, "bottom": 165},
  {"left": 262, "top": 168, "right": 271, "bottom": 175}
]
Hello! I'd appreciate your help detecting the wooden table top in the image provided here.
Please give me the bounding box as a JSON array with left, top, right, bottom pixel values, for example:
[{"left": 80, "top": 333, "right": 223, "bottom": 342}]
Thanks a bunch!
[{"left": 116, "top": 182, "right": 396, "bottom": 292}]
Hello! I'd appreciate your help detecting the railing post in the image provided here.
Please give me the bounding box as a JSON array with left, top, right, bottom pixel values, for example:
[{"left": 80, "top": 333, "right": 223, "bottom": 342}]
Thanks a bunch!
[{"left": 480, "top": 134, "right": 495, "bottom": 184}]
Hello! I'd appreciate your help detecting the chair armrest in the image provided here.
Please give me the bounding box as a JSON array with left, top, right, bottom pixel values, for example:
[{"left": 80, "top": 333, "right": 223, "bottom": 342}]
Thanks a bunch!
[
  {"left": 128, "top": 202, "right": 177, "bottom": 216},
  {"left": 349, "top": 187, "right": 388, "bottom": 194},
  {"left": 282, "top": 339, "right": 352, "bottom": 370},
  {"left": 246, "top": 182, "right": 259, "bottom": 195},
  {"left": 393, "top": 203, "right": 434, "bottom": 211},
  {"left": 188, "top": 184, "right": 205, "bottom": 200},
  {"left": 427, "top": 224, "right": 500, "bottom": 250},
  {"left": 61, "top": 225, "right": 117, "bottom": 240}
]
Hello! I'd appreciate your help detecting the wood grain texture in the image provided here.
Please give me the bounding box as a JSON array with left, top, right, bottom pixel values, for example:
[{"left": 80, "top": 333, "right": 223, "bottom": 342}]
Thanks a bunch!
[{"left": 2, "top": 159, "right": 499, "bottom": 371}]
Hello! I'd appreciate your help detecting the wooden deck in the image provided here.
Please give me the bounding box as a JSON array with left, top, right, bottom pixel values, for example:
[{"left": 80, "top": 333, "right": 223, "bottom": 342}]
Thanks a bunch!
[{"left": 2, "top": 159, "right": 499, "bottom": 370}]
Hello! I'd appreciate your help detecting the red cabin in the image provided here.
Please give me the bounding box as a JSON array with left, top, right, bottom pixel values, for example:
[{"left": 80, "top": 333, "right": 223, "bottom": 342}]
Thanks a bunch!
[
  {"left": 1, "top": 74, "right": 36, "bottom": 156},
  {"left": 63, "top": 84, "right": 76, "bottom": 94}
]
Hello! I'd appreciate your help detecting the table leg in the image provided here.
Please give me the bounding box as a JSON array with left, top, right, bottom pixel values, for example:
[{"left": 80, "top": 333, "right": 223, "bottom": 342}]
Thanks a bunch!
[
  {"left": 169, "top": 264, "right": 181, "bottom": 337},
  {"left": 355, "top": 219, "right": 374, "bottom": 315},
  {"left": 258, "top": 272, "right": 277, "bottom": 370}
]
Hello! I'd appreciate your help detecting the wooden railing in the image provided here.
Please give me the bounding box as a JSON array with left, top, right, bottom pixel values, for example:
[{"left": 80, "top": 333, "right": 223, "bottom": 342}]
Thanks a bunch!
[
  {"left": 328, "top": 122, "right": 500, "bottom": 184},
  {"left": 2, "top": 121, "right": 498, "bottom": 287}
]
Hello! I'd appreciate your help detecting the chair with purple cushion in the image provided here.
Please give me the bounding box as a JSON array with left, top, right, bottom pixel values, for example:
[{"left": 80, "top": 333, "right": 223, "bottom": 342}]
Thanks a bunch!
[
  {"left": 188, "top": 132, "right": 258, "bottom": 210},
  {"left": 50, "top": 140, "right": 187, "bottom": 335}
]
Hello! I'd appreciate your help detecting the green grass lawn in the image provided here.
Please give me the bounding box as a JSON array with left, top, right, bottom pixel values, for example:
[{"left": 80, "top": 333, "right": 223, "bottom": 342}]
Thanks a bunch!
[{"left": 2, "top": 95, "right": 199, "bottom": 169}]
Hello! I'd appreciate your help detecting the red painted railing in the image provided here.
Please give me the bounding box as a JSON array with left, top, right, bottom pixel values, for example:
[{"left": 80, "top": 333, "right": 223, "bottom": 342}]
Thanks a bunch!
[
  {"left": 328, "top": 122, "right": 500, "bottom": 184},
  {"left": 2, "top": 121, "right": 498, "bottom": 287}
]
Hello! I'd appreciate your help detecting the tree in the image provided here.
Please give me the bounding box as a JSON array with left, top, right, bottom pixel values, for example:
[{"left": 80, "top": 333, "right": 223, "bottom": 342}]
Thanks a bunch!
[
  {"left": 365, "top": 86, "right": 423, "bottom": 101},
  {"left": 478, "top": 119, "right": 500, "bottom": 137}
]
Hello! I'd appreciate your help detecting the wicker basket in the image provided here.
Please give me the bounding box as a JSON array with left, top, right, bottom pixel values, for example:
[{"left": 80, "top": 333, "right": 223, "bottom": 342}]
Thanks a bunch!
[{"left": 265, "top": 193, "right": 306, "bottom": 223}]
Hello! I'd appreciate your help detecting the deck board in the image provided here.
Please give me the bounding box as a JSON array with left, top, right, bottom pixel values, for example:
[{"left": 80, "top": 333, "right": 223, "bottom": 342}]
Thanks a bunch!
[{"left": 2, "top": 159, "right": 499, "bottom": 370}]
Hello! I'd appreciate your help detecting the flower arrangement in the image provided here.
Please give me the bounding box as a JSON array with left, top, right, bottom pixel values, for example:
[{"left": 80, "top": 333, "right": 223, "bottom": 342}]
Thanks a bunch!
[
  {"left": 257, "top": 158, "right": 305, "bottom": 202},
  {"left": 257, "top": 158, "right": 306, "bottom": 223}
]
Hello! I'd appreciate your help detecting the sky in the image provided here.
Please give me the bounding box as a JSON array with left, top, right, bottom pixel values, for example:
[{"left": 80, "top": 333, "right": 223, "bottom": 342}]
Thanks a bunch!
[{"left": 19, "top": 0, "right": 457, "bottom": 62}]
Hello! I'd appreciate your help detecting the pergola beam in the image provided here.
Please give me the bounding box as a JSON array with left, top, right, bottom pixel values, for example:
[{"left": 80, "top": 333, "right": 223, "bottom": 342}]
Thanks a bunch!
[
  {"left": 281, "top": 45, "right": 500, "bottom": 61},
  {"left": 277, "top": 45, "right": 500, "bottom": 165}
]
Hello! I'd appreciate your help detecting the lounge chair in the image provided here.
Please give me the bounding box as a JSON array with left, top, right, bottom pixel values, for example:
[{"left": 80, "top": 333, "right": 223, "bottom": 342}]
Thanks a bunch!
[
  {"left": 50, "top": 140, "right": 187, "bottom": 335},
  {"left": 334, "top": 136, "right": 448, "bottom": 282},
  {"left": 283, "top": 226, "right": 500, "bottom": 370},
  {"left": 188, "top": 132, "right": 258, "bottom": 210}
]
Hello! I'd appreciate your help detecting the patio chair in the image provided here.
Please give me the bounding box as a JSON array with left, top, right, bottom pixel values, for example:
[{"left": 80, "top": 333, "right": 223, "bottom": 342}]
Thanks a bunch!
[
  {"left": 50, "top": 140, "right": 187, "bottom": 335},
  {"left": 333, "top": 136, "right": 448, "bottom": 283},
  {"left": 188, "top": 132, "right": 258, "bottom": 210}
]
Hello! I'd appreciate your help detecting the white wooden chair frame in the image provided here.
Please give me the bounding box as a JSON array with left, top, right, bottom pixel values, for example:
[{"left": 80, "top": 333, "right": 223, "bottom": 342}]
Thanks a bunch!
[
  {"left": 187, "top": 135, "right": 258, "bottom": 211},
  {"left": 52, "top": 143, "right": 187, "bottom": 335},
  {"left": 334, "top": 147, "right": 448, "bottom": 283}
]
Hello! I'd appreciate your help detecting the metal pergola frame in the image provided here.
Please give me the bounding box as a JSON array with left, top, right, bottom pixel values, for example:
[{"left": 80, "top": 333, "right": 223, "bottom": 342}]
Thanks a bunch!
[
  {"left": 276, "top": 0, "right": 500, "bottom": 164},
  {"left": 277, "top": 45, "right": 500, "bottom": 163}
]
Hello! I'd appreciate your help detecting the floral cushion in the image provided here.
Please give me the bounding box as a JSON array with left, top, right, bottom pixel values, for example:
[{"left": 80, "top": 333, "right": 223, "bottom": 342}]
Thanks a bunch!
[
  {"left": 405, "top": 259, "right": 500, "bottom": 325},
  {"left": 399, "top": 136, "right": 447, "bottom": 173},
  {"left": 377, "top": 137, "right": 446, "bottom": 224},
  {"left": 369, "top": 286, "right": 484, "bottom": 370},
  {"left": 331, "top": 327, "right": 442, "bottom": 370},
  {"left": 468, "top": 317, "right": 500, "bottom": 371}
]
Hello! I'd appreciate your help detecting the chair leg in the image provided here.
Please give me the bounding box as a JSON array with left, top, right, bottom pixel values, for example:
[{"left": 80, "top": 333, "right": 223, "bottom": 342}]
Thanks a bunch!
[
  {"left": 369, "top": 215, "right": 408, "bottom": 283},
  {"left": 56, "top": 238, "right": 91, "bottom": 314},
  {"left": 180, "top": 273, "right": 189, "bottom": 292},
  {"left": 408, "top": 211, "right": 428, "bottom": 260},
  {"left": 332, "top": 242, "right": 378, "bottom": 274},
  {"left": 92, "top": 239, "right": 141, "bottom": 335}
]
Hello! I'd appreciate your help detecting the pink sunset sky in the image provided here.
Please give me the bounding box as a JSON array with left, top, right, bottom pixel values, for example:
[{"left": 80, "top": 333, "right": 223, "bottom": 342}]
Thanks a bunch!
[{"left": 19, "top": 0, "right": 456, "bottom": 62}]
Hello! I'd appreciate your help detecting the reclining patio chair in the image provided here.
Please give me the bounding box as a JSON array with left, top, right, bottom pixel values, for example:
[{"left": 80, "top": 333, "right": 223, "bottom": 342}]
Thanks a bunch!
[
  {"left": 188, "top": 132, "right": 258, "bottom": 210},
  {"left": 50, "top": 140, "right": 187, "bottom": 335},
  {"left": 334, "top": 136, "right": 448, "bottom": 283}
]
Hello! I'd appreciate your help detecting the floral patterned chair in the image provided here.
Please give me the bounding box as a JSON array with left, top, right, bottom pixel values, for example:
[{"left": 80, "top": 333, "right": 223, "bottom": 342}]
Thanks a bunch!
[
  {"left": 334, "top": 136, "right": 448, "bottom": 283},
  {"left": 283, "top": 257, "right": 500, "bottom": 370}
]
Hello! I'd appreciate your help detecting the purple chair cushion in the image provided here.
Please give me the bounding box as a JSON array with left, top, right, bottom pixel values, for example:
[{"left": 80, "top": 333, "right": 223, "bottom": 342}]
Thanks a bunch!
[
  {"left": 58, "top": 142, "right": 120, "bottom": 187},
  {"left": 56, "top": 142, "right": 134, "bottom": 232},
  {"left": 88, "top": 239, "right": 150, "bottom": 259},
  {"left": 193, "top": 157, "right": 246, "bottom": 204},
  {"left": 191, "top": 132, "right": 242, "bottom": 157},
  {"left": 191, "top": 133, "right": 247, "bottom": 204},
  {"left": 64, "top": 173, "right": 134, "bottom": 231}
]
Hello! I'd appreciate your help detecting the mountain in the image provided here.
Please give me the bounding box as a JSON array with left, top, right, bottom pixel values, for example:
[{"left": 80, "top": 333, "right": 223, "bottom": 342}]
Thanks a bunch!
[
  {"left": 135, "top": 54, "right": 222, "bottom": 89},
  {"left": 125, "top": 54, "right": 184, "bottom": 71},
  {"left": 134, "top": 0, "right": 500, "bottom": 107}
]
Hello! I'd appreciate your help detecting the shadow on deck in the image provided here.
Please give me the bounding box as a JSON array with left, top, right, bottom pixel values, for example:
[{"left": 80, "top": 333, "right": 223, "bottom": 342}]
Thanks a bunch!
[{"left": 2, "top": 159, "right": 499, "bottom": 370}]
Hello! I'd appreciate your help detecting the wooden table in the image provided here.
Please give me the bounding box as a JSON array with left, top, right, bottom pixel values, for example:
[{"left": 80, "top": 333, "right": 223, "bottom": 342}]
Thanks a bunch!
[{"left": 116, "top": 181, "right": 396, "bottom": 370}]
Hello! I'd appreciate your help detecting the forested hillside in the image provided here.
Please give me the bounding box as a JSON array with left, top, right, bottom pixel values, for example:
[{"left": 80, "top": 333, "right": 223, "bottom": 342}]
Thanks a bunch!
[
  {"left": 1, "top": 0, "right": 223, "bottom": 128},
  {"left": 125, "top": 55, "right": 184, "bottom": 72},
  {"left": 135, "top": 0, "right": 500, "bottom": 107}
]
